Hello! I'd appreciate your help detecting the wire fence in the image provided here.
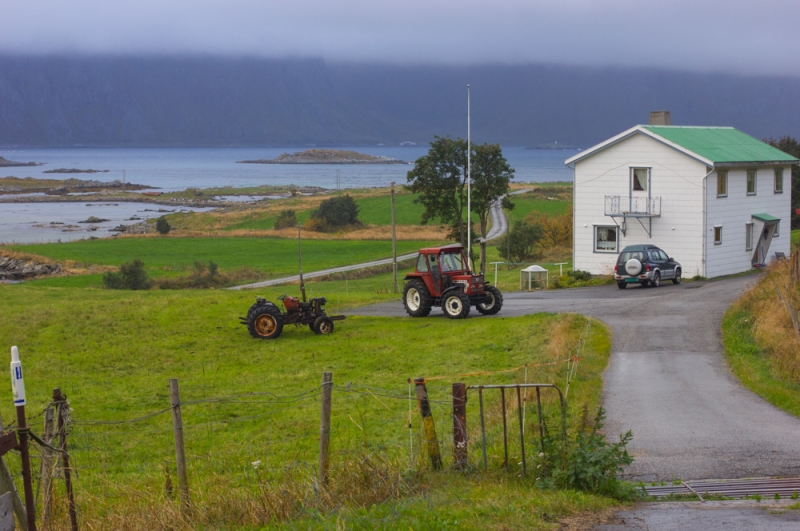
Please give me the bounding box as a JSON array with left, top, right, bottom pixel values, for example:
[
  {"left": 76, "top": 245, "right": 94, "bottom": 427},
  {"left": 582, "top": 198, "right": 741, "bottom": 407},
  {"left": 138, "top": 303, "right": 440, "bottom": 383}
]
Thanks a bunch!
[{"left": 0, "top": 320, "right": 596, "bottom": 529}]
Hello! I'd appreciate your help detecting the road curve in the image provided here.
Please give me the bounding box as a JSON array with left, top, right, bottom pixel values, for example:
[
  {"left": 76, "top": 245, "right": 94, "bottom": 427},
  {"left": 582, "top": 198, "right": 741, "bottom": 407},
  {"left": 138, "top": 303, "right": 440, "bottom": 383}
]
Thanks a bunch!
[{"left": 351, "top": 275, "right": 800, "bottom": 481}]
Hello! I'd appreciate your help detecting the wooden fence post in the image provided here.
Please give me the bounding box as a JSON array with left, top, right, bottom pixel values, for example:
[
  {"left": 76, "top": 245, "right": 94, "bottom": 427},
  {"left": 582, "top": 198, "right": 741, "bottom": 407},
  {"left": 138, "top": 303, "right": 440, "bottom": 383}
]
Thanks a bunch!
[
  {"left": 414, "top": 378, "right": 442, "bottom": 470},
  {"left": 452, "top": 383, "right": 467, "bottom": 469},
  {"left": 169, "top": 379, "right": 191, "bottom": 512},
  {"left": 54, "top": 389, "right": 79, "bottom": 531},
  {"left": 318, "top": 372, "right": 333, "bottom": 486},
  {"left": 39, "top": 394, "right": 57, "bottom": 526}
]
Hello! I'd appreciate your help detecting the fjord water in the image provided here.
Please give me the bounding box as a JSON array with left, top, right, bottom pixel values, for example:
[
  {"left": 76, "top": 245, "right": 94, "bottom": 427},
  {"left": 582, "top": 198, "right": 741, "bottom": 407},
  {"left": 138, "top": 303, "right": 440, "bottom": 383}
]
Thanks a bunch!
[
  {"left": 0, "top": 146, "right": 576, "bottom": 191},
  {"left": 0, "top": 146, "right": 576, "bottom": 243}
]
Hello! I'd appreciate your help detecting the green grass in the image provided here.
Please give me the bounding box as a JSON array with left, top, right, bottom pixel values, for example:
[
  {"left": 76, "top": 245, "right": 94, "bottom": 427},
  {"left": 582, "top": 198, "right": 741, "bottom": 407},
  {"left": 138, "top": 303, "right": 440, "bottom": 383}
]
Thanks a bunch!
[
  {"left": 0, "top": 278, "right": 614, "bottom": 528},
  {"left": 6, "top": 237, "right": 435, "bottom": 280},
  {"left": 792, "top": 229, "right": 799, "bottom": 250},
  {"left": 508, "top": 198, "right": 570, "bottom": 220},
  {"left": 722, "top": 307, "right": 800, "bottom": 417}
]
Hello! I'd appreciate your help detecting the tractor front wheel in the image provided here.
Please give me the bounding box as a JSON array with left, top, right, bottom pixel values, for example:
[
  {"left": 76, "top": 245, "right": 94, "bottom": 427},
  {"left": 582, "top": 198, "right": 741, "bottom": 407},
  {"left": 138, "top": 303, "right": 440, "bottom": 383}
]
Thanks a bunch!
[
  {"left": 247, "top": 305, "right": 284, "bottom": 339},
  {"left": 312, "top": 316, "right": 335, "bottom": 335},
  {"left": 443, "top": 292, "right": 470, "bottom": 319},
  {"left": 403, "top": 280, "right": 433, "bottom": 317},
  {"left": 476, "top": 285, "right": 503, "bottom": 315}
]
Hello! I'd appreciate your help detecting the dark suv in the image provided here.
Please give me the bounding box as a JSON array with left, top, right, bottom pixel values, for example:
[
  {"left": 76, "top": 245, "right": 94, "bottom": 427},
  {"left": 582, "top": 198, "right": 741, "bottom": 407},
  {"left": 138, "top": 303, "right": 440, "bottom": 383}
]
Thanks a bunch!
[{"left": 614, "top": 244, "right": 681, "bottom": 289}]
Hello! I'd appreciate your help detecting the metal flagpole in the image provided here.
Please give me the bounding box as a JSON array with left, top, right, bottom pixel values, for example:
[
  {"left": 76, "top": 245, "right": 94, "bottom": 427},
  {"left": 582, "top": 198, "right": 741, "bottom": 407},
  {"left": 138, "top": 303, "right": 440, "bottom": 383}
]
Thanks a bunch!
[{"left": 467, "top": 84, "right": 471, "bottom": 268}]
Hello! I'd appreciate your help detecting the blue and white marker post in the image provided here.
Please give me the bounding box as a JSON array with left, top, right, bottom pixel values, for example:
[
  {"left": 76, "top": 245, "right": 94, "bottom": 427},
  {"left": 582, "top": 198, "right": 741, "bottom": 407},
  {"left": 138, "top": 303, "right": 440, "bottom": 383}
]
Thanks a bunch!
[{"left": 11, "top": 346, "right": 37, "bottom": 531}]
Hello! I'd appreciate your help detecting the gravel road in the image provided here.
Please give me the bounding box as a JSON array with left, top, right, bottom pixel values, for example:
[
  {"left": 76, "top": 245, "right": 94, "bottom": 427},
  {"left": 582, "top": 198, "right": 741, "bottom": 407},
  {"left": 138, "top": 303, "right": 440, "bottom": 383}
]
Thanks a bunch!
[{"left": 352, "top": 274, "right": 800, "bottom": 481}]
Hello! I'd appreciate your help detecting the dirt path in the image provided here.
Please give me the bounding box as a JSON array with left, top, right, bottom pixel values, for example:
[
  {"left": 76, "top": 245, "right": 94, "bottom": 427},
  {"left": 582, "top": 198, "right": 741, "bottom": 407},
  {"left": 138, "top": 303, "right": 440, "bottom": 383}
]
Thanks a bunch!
[{"left": 352, "top": 275, "right": 800, "bottom": 481}]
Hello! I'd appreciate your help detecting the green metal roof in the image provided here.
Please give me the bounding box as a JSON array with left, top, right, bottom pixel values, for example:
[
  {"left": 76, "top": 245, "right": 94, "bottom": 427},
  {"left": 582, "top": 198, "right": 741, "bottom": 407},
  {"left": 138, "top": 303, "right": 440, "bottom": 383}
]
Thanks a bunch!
[
  {"left": 642, "top": 126, "right": 799, "bottom": 164},
  {"left": 752, "top": 213, "right": 781, "bottom": 223}
]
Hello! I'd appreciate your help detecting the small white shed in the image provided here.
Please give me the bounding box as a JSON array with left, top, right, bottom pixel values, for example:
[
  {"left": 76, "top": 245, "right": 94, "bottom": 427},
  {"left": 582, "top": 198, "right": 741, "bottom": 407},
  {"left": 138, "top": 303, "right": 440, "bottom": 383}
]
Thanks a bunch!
[{"left": 520, "top": 265, "right": 548, "bottom": 291}]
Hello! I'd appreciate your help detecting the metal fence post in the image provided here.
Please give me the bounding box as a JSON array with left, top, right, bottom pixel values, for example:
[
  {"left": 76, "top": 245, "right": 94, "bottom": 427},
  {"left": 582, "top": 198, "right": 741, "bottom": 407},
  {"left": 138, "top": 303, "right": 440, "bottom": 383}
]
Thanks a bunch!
[
  {"left": 169, "top": 378, "right": 191, "bottom": 512},
  {"left": 452, "top": 383, "right": 467, "bottom": 469},
  {"left": 319, "top": 372, "right": 333, "bottom": 486}
]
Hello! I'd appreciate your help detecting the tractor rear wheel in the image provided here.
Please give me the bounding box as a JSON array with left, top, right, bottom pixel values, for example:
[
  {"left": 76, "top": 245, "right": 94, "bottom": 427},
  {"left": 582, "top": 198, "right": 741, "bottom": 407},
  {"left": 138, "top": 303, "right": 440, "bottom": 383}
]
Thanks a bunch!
[
  {"left": 247, "top": 305, "right": 284, "bottom": 339},
  {"left": 476, "top": 285, "right": 503, "bottom": 315},
  {"left": 443, "top": 292, "right": 470, "bottom": 319},
  {"left": 312, "top": 316, "right": 334, "bottom": 335},
  {"left": 403, "top": 280, "right": 433, "bottom": 317}
]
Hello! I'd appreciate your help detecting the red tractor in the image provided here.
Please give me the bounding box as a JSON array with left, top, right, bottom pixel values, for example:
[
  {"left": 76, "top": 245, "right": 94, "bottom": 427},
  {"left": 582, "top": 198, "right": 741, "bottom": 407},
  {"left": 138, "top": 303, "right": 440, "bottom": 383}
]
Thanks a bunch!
[{"left": 402, "top": 244, "right": 503, "bottom": 319}]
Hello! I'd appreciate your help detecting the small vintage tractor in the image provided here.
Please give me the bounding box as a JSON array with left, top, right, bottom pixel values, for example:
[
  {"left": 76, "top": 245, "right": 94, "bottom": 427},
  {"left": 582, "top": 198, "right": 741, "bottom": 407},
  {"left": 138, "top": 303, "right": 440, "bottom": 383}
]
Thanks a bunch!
[
  {"left": 402, "top": 244, "right": 503, "bottom": 319},
  {"left": 241, "top": 293, "right": 345, "bottom": 339},
  {"left": 240, "top": 227, "right": 345, "bottom": 339}
]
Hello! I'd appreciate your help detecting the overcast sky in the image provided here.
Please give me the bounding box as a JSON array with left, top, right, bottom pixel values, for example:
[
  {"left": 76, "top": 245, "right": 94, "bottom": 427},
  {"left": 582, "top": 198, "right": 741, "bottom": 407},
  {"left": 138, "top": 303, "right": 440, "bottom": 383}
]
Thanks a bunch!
[{"left": 5, "top": 0, "right": 799, "bottom": 76}]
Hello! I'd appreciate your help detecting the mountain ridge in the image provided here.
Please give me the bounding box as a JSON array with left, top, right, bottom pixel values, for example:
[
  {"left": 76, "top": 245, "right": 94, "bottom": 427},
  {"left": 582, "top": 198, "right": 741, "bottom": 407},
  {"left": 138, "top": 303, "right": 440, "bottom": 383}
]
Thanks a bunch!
[{"left": 0, "top": 56, "right": 798, "bottom": 148}]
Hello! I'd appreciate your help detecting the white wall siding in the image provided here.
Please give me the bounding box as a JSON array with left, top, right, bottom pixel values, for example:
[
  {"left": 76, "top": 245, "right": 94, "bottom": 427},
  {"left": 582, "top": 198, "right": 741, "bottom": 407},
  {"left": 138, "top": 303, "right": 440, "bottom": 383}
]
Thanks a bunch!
[
  {"left": 705, "top": 166, "right": 792, "bottom": 277},
  {"left": 573, "top": 133, "right": 707, "bottom": 276}
]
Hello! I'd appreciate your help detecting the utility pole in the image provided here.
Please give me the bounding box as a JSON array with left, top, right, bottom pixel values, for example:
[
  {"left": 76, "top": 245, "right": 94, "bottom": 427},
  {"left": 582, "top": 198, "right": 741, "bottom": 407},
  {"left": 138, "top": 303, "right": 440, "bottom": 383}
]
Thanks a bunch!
[
  {"left": 467, "top": 84, "right": 471, "bottom": 267},
  {"left": 391, "top": 182, "right": 398, "bottom": 293},
  {"left": 298, "top": 226, "right": 307, "bottom": 302}
]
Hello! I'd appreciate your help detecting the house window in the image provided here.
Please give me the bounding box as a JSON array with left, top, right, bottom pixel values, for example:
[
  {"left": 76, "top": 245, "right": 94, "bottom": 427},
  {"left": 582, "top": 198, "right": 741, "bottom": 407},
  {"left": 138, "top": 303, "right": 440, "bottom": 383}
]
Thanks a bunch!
[
  {"left": 717, "top": 172, "right": 727, "bottom": 197},
  {"left": 746, "top": 170, "right": 757, "bottom": 195},
  {"left": 632, "top": 168, "right": 648, "bottom": 192},
  {"left": 714, "top": 226, "right": 722, "bottom": 245},
  {"left": 595, "top": 226, "right": 618, "bottom": 252},
  {"left": 775, "top": 169, "right": 784, "bottom": 193},
  {"left": 745, "top": 223, "right": 754, "bottom": 251}
]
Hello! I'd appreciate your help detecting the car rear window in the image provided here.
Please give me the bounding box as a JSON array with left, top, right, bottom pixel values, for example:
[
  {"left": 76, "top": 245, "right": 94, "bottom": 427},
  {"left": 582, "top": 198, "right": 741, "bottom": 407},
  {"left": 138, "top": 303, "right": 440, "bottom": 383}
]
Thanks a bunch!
[{"left": 618, "top": 251, "right": 645, "bottom": 264}]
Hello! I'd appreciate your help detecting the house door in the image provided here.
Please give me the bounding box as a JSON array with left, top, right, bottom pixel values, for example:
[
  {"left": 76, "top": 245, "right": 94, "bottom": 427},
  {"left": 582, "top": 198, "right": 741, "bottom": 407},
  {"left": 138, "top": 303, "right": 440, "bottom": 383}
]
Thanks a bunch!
[
  {"left": 630, "top": 168, "right": 650, "bottom": 214},
  {"left": 752, "top": 222, "right": 777, "bottom": 267}
]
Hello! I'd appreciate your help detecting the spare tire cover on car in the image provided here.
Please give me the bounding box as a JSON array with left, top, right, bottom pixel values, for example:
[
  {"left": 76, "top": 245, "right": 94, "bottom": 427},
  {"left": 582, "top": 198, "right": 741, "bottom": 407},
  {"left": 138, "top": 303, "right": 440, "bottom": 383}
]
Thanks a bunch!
[{"left": 625, "top": 259, "right": 643, "bottom": 276}]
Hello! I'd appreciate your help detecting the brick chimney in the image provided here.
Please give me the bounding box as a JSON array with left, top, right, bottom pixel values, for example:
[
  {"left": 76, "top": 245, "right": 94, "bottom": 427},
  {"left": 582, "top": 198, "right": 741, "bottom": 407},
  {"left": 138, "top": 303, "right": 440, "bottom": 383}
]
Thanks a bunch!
[{"left": 649, "top": 111, "right": 672, "bottom": 125}]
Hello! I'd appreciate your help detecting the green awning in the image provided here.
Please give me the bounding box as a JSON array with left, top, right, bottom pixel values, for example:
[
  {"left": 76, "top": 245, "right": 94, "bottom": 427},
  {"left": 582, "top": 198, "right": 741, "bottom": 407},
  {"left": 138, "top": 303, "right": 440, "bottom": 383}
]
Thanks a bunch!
[{"left": 752, "top": 213, "right": 780, "bottom": 223}]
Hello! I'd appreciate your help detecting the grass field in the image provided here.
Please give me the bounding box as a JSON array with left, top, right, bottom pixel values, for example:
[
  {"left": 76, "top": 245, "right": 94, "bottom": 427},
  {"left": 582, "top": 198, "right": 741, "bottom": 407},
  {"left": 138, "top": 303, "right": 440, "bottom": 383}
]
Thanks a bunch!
[
  {"left": 6, "top": 237, "right": 434, "bottom": 279},
  {"left": 0, "top": 281, "right": 615, "bottom": 529},
  {"left": 507, "top": 198, "right": 570, "bottom": 220}
]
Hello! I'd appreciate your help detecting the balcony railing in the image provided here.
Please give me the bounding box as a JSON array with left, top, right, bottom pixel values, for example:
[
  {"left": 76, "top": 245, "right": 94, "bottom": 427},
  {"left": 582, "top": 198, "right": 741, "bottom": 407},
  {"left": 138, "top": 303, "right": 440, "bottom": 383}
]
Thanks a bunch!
[{"left": 605, "top": 195, "right": 661, "bottom": 217}]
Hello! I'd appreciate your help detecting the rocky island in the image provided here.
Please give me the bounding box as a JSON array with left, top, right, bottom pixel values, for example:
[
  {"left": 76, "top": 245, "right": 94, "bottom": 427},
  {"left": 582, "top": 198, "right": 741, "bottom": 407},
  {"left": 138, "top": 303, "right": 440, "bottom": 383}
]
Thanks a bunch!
[
  {"left": 43, "top": 168, "right": 110, "bottom": 174},
  {"left": 238, "top": 149, "right": 407, "bottom": 165},
  {"left": 0, "top": 156, "right": 40, "bottom": 167}
]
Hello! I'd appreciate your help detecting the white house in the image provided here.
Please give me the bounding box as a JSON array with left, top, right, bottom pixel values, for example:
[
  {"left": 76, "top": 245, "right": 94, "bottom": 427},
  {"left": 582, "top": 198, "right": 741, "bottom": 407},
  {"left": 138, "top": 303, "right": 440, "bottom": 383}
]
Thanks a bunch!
[{"left": 565, "top": 125, "right": 798, "bottom": 278}]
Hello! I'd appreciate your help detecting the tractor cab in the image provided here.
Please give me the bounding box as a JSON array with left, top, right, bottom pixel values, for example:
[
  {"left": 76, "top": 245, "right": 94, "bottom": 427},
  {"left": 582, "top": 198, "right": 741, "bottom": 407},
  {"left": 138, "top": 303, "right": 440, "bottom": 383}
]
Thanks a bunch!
[{"left": 402, "top": 244, "right": 502, "bottom": 319}]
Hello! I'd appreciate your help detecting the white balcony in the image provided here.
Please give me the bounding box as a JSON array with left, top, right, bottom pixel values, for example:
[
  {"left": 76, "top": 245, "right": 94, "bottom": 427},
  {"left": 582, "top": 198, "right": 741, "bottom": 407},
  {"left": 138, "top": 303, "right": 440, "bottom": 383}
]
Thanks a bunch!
[{"left": 605, "top": 195, "right": 661, "bottom": 218}]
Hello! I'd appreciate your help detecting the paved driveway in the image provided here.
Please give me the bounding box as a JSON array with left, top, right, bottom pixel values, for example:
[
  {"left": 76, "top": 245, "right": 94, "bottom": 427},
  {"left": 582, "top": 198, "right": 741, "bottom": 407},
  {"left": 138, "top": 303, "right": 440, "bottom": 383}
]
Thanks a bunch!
[{"left": 352, "top": 275, "right": 800, "bottom": 481}]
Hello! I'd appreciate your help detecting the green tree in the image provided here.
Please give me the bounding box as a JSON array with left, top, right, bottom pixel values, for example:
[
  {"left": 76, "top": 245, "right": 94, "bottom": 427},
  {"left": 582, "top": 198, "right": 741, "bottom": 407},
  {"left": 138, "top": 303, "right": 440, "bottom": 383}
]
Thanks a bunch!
[
  {"left": 496, "top": 220, "right": 544, "bottom": 263},
  {"left": 767, "top": 137, "right": 800, "bottom": 229},
  {"left": 471, "top": 143, "right": 515, "bottom": 273},
  {"left": 102, "top": 259, "right": 152, "bottom": 290},
  {"left": 314, "top": 195, "right": 360, "bottom": 227},
  {"left": 407, "top": 136, "right": 470, "bottom": 244},
  {"left": 155, "top": 216, "right": 171, "bottom": 235}
]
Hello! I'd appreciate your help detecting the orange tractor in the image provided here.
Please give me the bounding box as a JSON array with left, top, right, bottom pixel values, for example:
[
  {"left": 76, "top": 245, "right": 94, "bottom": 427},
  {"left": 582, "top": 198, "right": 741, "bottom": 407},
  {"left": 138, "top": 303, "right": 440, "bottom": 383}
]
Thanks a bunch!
[{"left": 402, "top": 244, "right": 503, "bottom": 319}]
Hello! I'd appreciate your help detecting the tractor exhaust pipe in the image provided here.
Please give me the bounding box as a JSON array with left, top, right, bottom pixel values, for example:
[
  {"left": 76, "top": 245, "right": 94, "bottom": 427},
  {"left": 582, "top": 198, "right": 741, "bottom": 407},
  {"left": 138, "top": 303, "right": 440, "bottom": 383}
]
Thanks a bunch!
[{"left": 298, "top": 226, "right": 307, "bottom": 302}]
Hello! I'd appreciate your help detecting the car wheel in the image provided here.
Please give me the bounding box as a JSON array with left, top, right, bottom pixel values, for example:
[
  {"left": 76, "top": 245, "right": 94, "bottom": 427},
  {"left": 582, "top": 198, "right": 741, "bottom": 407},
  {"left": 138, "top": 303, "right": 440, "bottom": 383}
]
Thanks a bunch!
[
  {"left": 617, "top": 282, "right": 627, "bottom": 289},
  {"left": 672, "top": 268, "right": 681, "bottom": 284},
  {"left": 651, "top": 272, "right": 661, "bottom": 287}
]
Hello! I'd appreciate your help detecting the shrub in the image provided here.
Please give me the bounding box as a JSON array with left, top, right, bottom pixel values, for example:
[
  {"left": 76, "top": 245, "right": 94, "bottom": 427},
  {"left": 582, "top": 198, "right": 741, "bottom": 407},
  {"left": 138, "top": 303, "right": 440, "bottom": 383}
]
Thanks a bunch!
[
  {"left": 537, "top": 407, "right": 634, "bottom": 498},
  {"left": 155, "top": 217, "right": 171, "bottom": 235},
  {"left": 303, "top": 216, "right": 328, "bottom": 233},
  {"left": 568, "top": 270, "right": 592, "bottom": 281},
  {"left": 496, "top": 220, "right": 544, "bottom": 263},
  {"left": 103, "top": 259, "right": 152, "bottom": 290},
  {"left": 314, "top": 195, "right": 360, "bottom": 227},
  {"left": 274, "top": 210, "right": 297, "bottom": 230}
]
